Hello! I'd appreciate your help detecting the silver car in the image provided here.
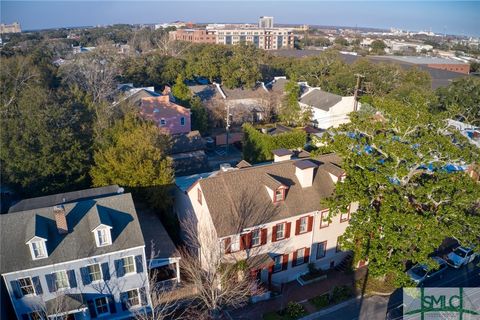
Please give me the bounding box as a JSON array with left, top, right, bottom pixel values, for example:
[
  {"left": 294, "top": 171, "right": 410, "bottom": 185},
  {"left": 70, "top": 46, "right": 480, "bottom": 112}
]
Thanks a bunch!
[
  {"left": 407, "top": 257, "right": 448, "bottom": 285},
  {"left": 446, "top": 246, "right": 477, "bottom": 268}
]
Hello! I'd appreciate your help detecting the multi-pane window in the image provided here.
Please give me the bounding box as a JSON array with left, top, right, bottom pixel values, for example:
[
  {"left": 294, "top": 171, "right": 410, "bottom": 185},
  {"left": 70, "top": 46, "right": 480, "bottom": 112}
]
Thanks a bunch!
[
  {"left": 123, "top": 256, "right": 136, "bottom": 274},
  {"left": 97, "top": 229, "right": 110, "bottom": 246},
  {"left": 276, "top": 223, "right": 285, "bottom": 240},
  {"left": 180, "top": 117, "right": 185, "bottom": 126},
  {"left": 274, "top": 189, "right": 284, "bottom": 202},
  {"left": 273, "top": 255, "right": 282, "bottom": 272},
  {"left": 160, "top": 119, "right": 166, "bottom": 126},
  {"left": 18, "top": 277, "right": 35, "bottom": 296},
  {"left": 125, "top": 289, "right": 140, "bottom": 308},
  {"left": 316, "top": 241, "right": 327, "bottom": 259},
  {"left": 55, "top": 271, "right": 69, "bottom": 290},
  {"left": 251, "top": 229, "right": 261, "bottom": 247},
  {"left": 95, "top": 297, "right": 109, "bottom": 315},
  {"left": 299, "top": 217, "right": 308, "bottom": 233},
  {"left": 88, "top": 264, "right": 102, "bottom": 282},
  {"left": 340, "top": 212, "right": 349, "bottom": 222},
  {"left": 320, "top": 211, "right": 330, "bottom": 228},
  {"left": 296, "top": 248, "right": 305, "bottom": 265},
  {"left": 31, "top": 241, "right": 46, "bottom": 259}
]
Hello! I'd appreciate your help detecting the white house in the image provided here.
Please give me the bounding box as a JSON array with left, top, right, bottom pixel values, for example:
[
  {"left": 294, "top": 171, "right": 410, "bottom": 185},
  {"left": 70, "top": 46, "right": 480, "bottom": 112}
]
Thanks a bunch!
[
  {"left": 174, "top": 151, "right": 358, "bottom": 286},
  {"left": 299, "top": 87, "right": 360, "bottom": 129}
]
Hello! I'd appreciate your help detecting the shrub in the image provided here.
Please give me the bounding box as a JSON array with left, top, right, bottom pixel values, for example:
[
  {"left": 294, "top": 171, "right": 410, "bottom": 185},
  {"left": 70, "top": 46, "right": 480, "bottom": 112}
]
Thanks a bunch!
[
  {"left": 309, "top": 293, "right": 330, "bottom": 310},
  {"left": 286, "top": 301, "right": 305, "bottom": 319},
  {"left": 331, "top": 285, "right": 353, "bottom": 303}
]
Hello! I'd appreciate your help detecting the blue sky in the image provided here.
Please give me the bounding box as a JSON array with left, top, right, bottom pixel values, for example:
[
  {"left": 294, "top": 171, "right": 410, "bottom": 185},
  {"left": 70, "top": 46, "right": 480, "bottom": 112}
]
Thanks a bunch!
[{"left": 1, "top": 1, "right": 479, "bottom": 37}]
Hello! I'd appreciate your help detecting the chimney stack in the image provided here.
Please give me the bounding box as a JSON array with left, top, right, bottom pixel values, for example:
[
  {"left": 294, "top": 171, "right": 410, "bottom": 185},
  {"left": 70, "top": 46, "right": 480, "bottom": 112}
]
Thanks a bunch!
[
  {"left": 294, "top": 160, "right": 318, "bottom": 188},
  {"left": 54, "top": 205, "right": 68, "bottom": 234},
  {"left": 272, "top": 149, "right": 293, "bottom": 162}
]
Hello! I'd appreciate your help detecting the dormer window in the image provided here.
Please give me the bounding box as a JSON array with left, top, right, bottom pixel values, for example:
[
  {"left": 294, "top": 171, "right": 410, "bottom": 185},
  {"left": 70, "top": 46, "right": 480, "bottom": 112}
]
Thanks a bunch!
[
  {"left": 95, "top": 227, "right": 112, "bottom": 247},
  {"left": 27, "top": 238, "right": 48, "bottom": 260}
]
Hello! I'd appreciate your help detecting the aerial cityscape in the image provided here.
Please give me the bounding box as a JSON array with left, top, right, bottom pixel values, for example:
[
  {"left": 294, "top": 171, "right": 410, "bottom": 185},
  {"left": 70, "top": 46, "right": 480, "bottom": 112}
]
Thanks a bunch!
[{"left": 0, "top": 1, "right": 479, "bottom": 320}]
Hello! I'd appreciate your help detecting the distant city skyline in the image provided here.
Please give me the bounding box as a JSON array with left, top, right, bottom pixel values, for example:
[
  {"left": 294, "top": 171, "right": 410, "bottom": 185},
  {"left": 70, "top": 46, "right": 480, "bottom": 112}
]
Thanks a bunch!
[{"left": 1, "top": 1, "right": 479, "bottom": 37}]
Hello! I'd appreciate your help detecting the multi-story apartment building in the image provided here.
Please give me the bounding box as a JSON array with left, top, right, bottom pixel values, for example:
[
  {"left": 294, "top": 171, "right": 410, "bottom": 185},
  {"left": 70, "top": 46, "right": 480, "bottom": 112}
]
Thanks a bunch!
[
  {"left": 169, "top": 29, "right": 217, "bottom": 44},
  {"left": 1, "top": 186, "right": 152, "bottom": 320},
  {"left": 215, "top": 28, "right": 295, "bottom": 50},
  {"left": 169, "top": 27, "right": 295, "bottom": 50},
  {"left": 175, "top": 151, "right": 357, "bottom": 285},
  {"left": 259, "top": 16, "right": 274, "bottom": 28}
]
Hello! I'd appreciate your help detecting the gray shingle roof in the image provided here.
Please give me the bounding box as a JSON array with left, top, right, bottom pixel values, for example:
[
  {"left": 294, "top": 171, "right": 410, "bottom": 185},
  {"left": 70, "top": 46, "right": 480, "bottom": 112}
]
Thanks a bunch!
[
  {"left": 8, "top": 185, "right": 122, "bottom": 213},
  {"left": 0, "top": 193, "right": 145, "bottom": 274},
  {"left": 46, "top": 294, "right": 86, "bottom": 315},
  {"left": 272, "top": 148, "right": 293, "bottom": 157},
  {"left": 300, "top": 89, "right": 342, "bottom": 111},
  {"left": 197, "top": 154, "right": 343, "bottom": 237},
  {"left": 294, "top": 159, "right": 318, "bottom": 170}
]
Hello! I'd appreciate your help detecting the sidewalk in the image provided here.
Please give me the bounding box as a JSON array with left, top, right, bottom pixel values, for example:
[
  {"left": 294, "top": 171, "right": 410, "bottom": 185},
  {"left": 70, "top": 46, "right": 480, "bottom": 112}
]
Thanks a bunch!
[{"left": 227, "top": 268, "right": 367, "bottom": 319}]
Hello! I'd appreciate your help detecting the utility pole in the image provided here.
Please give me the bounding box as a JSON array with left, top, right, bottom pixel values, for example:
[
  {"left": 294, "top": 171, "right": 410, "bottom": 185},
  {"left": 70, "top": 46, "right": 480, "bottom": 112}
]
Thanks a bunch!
[
  {"left": 353, "top": 73, "right": 364, "bottom": 112},
  {"left": 225, "top": 103, "right": 231, "bottom": 156}
]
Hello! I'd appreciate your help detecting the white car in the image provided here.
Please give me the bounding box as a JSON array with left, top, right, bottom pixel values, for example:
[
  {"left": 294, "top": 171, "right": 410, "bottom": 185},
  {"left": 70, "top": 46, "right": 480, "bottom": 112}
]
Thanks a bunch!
[
  {"left": 406, "top": 257, "right": 448, "bottom": 285},
  {"left": 446, "top": 246, "right": 477, "bottom": 268}
]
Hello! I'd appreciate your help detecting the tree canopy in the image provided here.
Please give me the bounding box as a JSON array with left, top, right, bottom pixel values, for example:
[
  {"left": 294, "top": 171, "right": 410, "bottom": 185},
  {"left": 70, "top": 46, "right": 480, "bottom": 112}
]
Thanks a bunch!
[{"left": 323, "top": 94, "right": 480, "bottom": 284}]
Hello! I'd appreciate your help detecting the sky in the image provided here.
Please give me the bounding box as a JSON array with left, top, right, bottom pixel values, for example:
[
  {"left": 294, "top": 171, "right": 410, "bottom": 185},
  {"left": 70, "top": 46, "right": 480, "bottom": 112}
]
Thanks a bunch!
[{"left": 1, "top": 1, "right": 479, "bottom": 37}]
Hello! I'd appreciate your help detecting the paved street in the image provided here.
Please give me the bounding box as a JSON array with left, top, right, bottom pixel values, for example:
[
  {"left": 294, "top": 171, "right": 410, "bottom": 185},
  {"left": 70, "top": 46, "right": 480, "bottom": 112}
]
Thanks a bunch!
[{"left": 309, "top": 260, "right": 480, "bottom": 320}]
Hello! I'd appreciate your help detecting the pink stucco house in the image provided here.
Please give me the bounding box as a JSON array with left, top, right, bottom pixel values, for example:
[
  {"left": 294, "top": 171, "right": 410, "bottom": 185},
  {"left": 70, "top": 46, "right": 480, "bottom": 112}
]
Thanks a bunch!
[{"left": 139, "top": 96, "right": 191, "bottom": 135}]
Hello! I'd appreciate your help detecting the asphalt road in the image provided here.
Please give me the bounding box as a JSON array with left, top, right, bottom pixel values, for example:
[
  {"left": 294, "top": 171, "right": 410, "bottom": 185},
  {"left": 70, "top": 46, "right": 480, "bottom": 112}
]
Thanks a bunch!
[{"left": 312, "top": 259, "right": 480, "bottom": 320}]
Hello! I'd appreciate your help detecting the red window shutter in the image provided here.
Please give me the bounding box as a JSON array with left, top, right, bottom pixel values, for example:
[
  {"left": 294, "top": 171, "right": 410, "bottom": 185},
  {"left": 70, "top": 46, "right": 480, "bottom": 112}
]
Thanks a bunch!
[
  {"left": 260, "top": 228, "right": 267, "bottom": 245},
  {"left": 272, "top": 225, "right": 277, "bottom": 242},
  {"left": 292, "top": 250, "right": 298, "bottom": 267},
  {"left": 240, "top": 234, "right": 246, "bottom": 251},
  {"left": 304, "top": 248, "right": 310, "bottom": 264},
  {"left": 282, "top": 254, "right": 289, "bottom": 270},
  {"left": 224, "top": 237, "right": 231, "bottom": 254},
  {"left": 295, "top": 219, "right": 300, "bottom": 235},
  {"left": 285, "top": 222, "right": 291, "bottom": 238},
  {"left": 247, "top": 232, "right": 252, "bottom": 249},
  {"left": 307, "top": 216, "right": 313, "bottom": 232}
]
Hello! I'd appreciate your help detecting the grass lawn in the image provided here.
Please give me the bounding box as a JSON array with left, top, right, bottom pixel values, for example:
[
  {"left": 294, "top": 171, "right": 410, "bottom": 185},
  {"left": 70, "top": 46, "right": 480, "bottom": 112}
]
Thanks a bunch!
[{"left": 355, "top": 273, "right": 397, "bottom": 295}]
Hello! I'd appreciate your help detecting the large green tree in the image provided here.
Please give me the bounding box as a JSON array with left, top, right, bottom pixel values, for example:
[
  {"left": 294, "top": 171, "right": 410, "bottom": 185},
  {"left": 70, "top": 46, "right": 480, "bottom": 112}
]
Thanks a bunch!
[
  {"left": 91, "top": 113, "right": 173, "bottom": 188},
  {"left": 324, "top": 94, "right": 480, "bottom": 284}
]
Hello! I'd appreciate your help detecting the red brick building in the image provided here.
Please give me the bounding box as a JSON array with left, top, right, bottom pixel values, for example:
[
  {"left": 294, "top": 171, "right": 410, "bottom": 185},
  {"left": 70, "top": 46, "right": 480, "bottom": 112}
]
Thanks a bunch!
[{"left": 169, "top": 29, "right": 216, "bottom": 44}]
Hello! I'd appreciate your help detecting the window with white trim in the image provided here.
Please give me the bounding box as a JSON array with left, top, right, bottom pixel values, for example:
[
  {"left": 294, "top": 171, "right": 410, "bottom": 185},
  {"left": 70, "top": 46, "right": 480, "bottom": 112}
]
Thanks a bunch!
[
  {"left": 88, "top": 263, "right": 102, "bottom": 282},
  {"left": 296, "top": 248, "right": 305, "bottom": 265},
  {"left": 54, "top": 271, "right": 69, "bottom": 290},
  {"left": 251, "top": 229, "right": 261, "bottom": 247},
  {"left": 18, "top": 277, "right": 35, "bottom": 296},
  {"left": 276, "top": 223, "right": 285, "bottom": 240},
  {"left": 96, "top": 228, "right": 111, "bottom": 246},
  {"left": 180, "top": 117, "right": 185, "bottom": 126},
  {"left": 160, "top": 118, "right": 166, "bottom": 126},
  {"left": 316, "top": 241, "right": 327, "bottom": 259},
  {"left": 299, "top": 216, "right": 308, "bottom": 233},
  {"left": 274, "top": 188, "right": 284, "bottom": 202},
  {"left": 125, "top": 289, "right": 140, "bottom": 308},
  {"left": 273, "top": 255, "right": 282, "bottom": 272},
  {"left": 31, "top": 241, "right": 46, "bottom": 259},
  {"left": 320, "top": 211, "right": 330, "bottom": 228},
  {"left": 94, "top": 297, "right": 109, "bottom": 315},
  {"left": 123, "top": 256, "right": 136, "bottom": 275}
]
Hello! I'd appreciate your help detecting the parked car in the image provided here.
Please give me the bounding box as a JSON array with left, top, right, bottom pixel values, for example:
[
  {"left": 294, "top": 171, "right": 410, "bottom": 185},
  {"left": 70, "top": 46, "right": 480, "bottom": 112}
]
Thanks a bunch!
[
  {"left": 446, "top": 246, "right": 477, "bottom": 268},
  {"left": 407, "top": 257, "right": 448, "bottom": 285}
]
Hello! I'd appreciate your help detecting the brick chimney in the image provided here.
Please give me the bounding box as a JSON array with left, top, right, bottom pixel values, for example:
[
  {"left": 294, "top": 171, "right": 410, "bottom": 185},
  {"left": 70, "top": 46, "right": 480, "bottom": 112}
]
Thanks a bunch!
[{"left": 54, "top": 205, "right": 68, "bottom": 234}]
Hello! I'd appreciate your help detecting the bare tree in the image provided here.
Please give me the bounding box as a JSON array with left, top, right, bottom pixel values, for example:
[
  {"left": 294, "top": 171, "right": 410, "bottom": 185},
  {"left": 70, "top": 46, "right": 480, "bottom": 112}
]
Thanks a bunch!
[
  {"left": 178, "top": 189, "right": 281, "bottom": 319},
  {"left": 257, "top": 90, "right": 282, "bottom": 123},
  {"left": 154, "top": 32, "right": 191, "bottom": 57}
]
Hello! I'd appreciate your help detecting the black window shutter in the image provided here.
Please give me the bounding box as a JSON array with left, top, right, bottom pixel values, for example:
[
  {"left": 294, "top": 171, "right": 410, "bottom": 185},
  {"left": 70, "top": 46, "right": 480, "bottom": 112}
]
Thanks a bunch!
[
  {"left": 108, "top": 295, "right": 117, "bottom": 313},
  {"left": 139, "top": 287, "right": 148, "bottom": 306},
  {"left": 67, "top": 270, "right": 77, "bottom": 288},
  {"left": 135, "top": 255, "right": 144, "bottom": 274},
  {"left": 87, "top": 299, "right": 97, "bottom": 318},
  {"left": 45, "top": 273, "right": 56, "bottom": 293},
  {"left": 31, "top": 276, "right": 43, "bottom": 295},
  {"left": 120, "top": 292, "right": 128, "bottom": 311},
  {"left": 101, "top": 263, "right": 110, "bottom": 281},
  {"left": 10, "top": 280, "right": 22, "bottom": 299},
  {"left": 115, "top": 259, "right": 125, "bottom": 277},
  {"left": 80, "top": 267, "right": 91, "bottom": 286}
]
